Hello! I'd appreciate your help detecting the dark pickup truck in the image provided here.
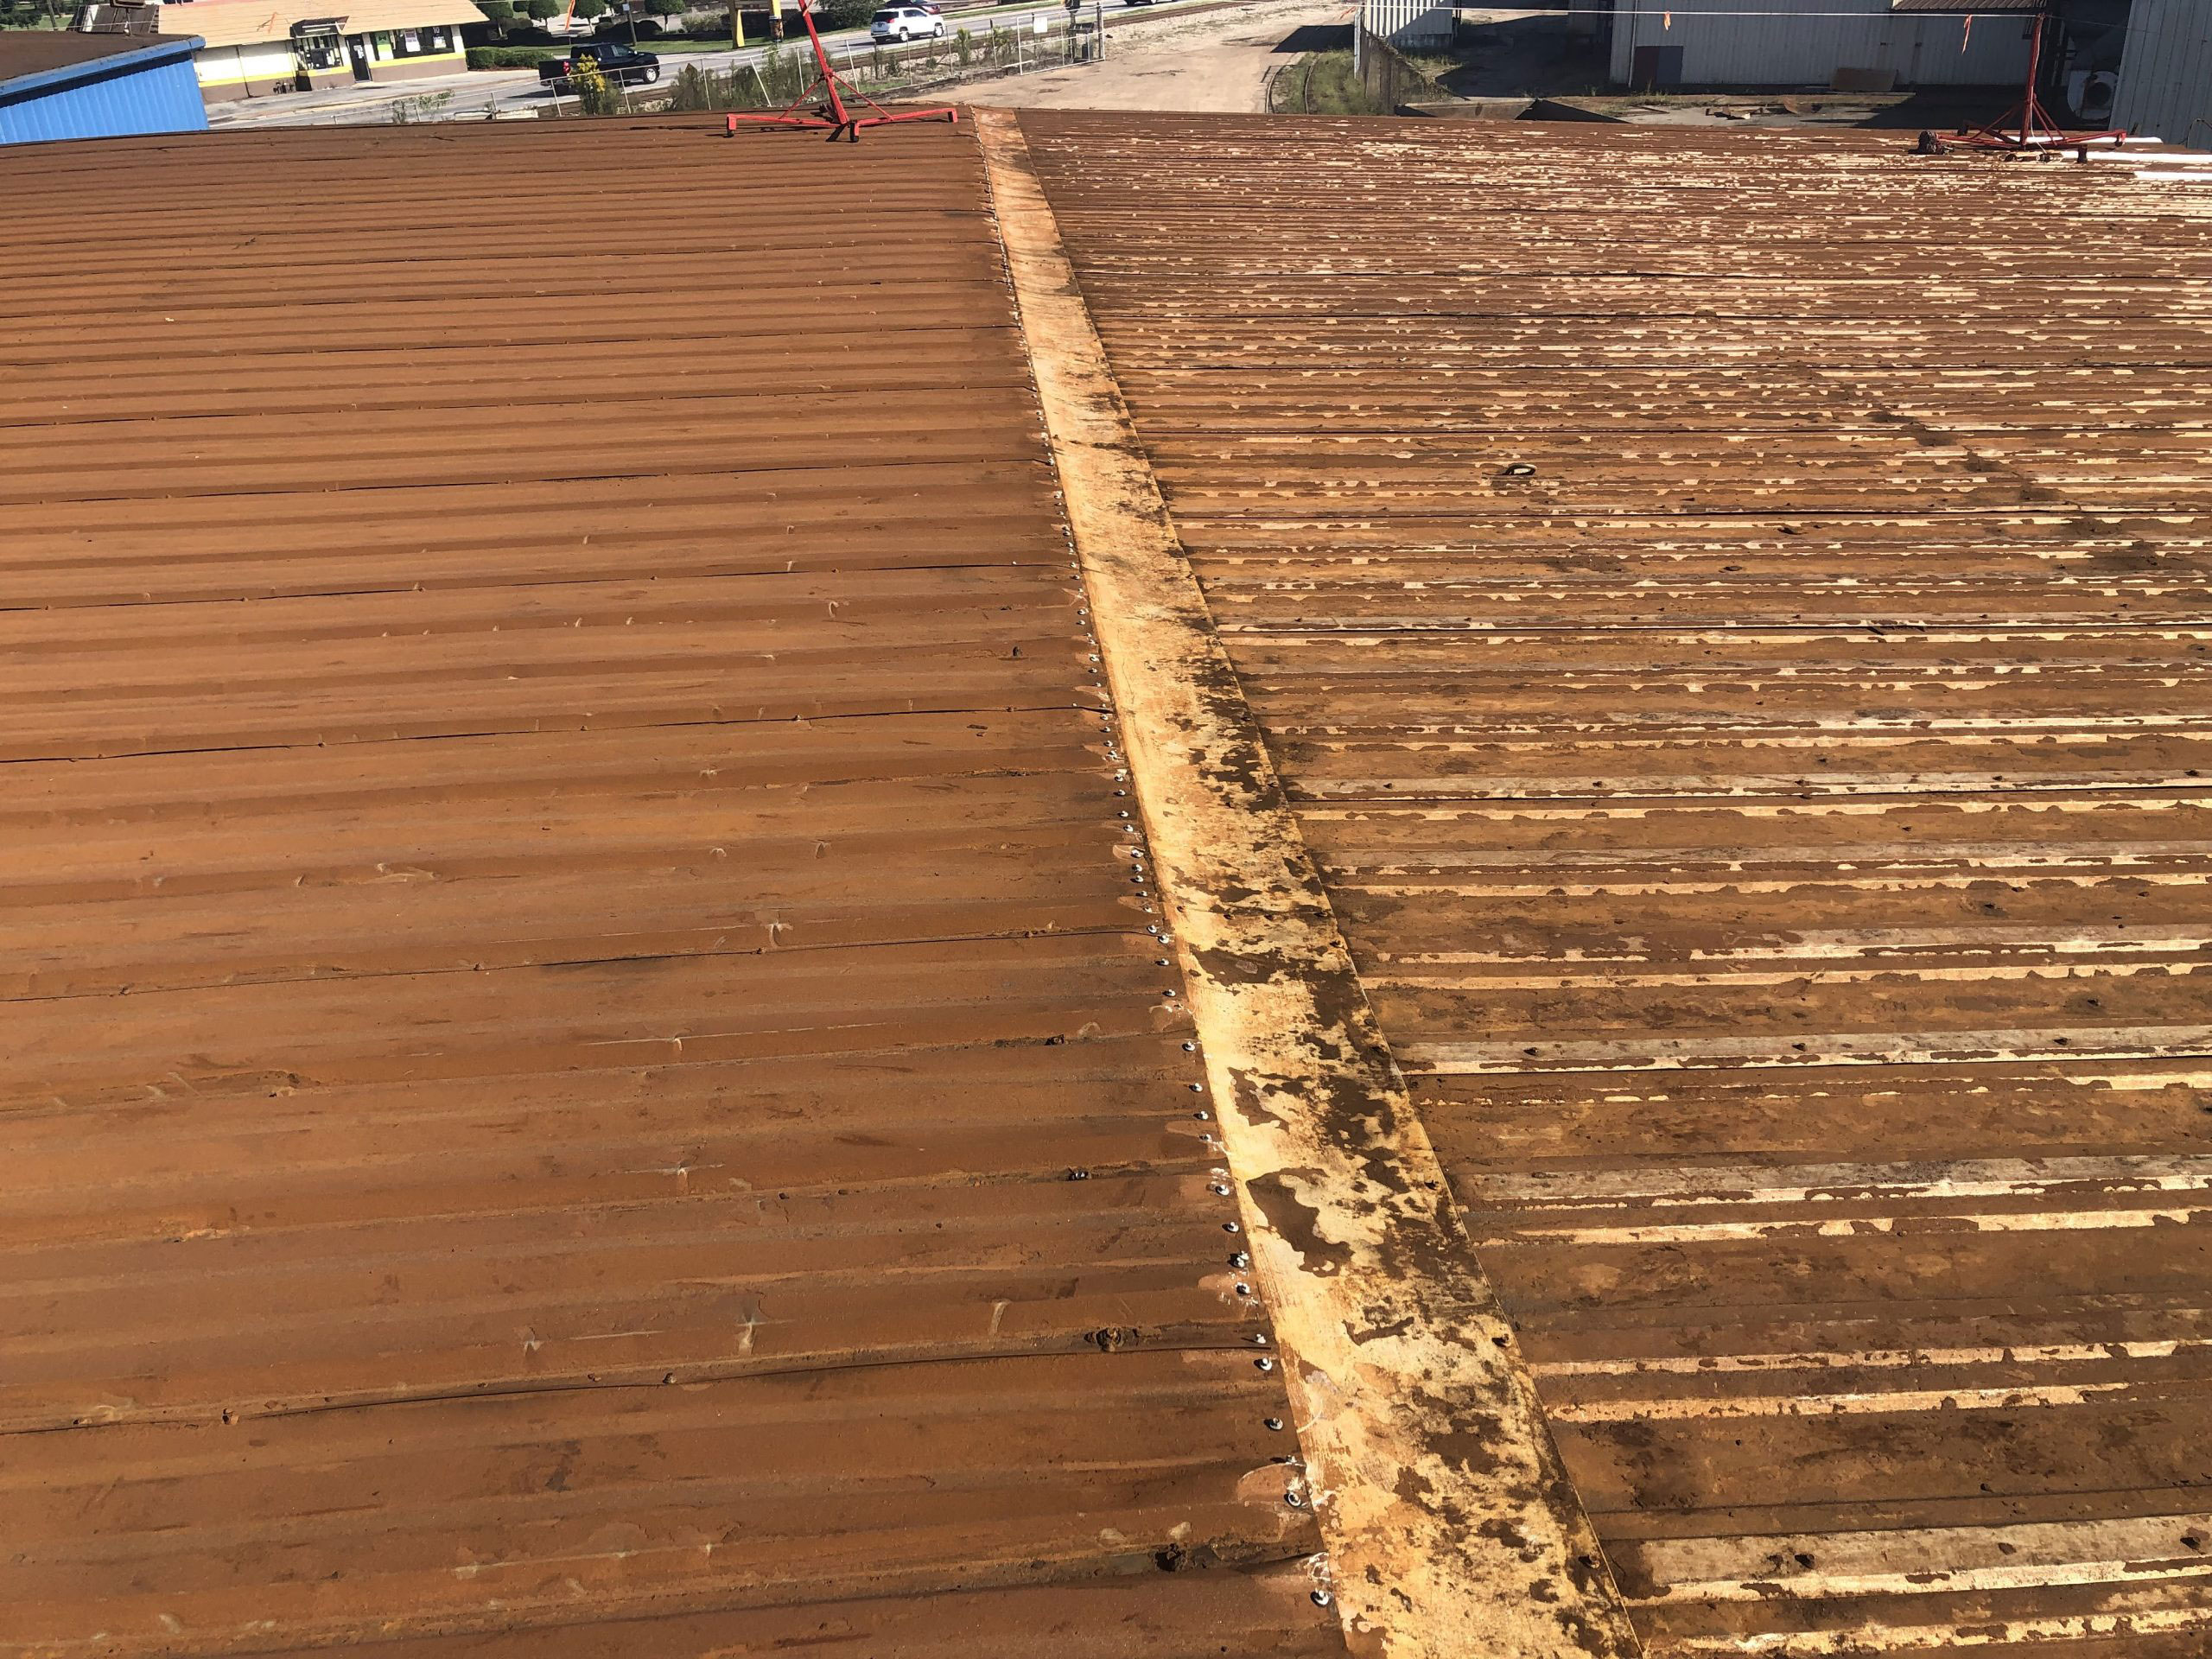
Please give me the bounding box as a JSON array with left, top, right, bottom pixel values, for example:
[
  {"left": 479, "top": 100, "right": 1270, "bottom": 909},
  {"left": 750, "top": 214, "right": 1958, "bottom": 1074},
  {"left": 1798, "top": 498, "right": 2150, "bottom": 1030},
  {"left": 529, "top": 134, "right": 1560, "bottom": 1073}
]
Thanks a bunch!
[{"left": 538, "top": 43, "right": 661, "bottom": 91}]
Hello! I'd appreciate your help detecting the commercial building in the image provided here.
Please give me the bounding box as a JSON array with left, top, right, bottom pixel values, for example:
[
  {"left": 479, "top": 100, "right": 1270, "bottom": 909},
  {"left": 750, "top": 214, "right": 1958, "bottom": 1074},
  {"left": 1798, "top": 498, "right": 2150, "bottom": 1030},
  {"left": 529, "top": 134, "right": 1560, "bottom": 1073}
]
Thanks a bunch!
[
  {"left": 2112, "top": 0, "right": 2212, "bottom": 143},
  {"left": 137, "top": 0, "right": 482, "bottom": 100},
  {"left": 1609, "top": 0, "right": 2038, "bottom": 89},
  {"left": 0, "top": 29, "right": 207, "bottom": 141}
]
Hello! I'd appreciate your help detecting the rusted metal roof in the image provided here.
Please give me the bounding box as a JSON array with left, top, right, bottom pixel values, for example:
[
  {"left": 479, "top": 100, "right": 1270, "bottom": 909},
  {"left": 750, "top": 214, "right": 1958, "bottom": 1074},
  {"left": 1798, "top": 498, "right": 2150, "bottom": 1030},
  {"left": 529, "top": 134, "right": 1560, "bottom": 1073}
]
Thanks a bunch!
[
  {"left": 0, "top": 119, "right": 1340, "bottom": 1656},
  {"left": 1014, "top": 109, "right": 2212, "bottom": 1654}
]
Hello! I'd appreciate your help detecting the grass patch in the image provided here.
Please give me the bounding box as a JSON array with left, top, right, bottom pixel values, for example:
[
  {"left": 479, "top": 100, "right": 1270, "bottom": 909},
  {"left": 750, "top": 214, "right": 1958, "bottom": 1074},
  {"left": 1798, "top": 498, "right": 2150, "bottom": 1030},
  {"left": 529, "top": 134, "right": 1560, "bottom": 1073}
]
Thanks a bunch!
[{"left": 1269, "top": 48, "right": 1387, "bottom": 116}]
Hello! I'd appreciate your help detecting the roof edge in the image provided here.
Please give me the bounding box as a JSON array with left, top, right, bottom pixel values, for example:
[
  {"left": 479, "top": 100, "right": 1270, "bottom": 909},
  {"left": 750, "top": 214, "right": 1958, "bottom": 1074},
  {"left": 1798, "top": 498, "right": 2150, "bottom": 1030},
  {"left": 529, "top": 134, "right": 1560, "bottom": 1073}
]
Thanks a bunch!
[{"left": 0, "top": 33, "right": 201, "bottom": 101}]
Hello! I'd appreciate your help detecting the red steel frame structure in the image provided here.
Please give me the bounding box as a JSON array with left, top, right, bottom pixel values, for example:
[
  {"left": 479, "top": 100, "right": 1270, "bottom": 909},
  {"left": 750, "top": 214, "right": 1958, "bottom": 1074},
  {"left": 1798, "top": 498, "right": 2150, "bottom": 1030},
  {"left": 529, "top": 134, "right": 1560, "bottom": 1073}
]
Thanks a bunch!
[
  {"left": 724, "top": 0, "right": 956, "bottom": 141},
  {"left": 1952, "top": 1, "right": 2126, "bottom": 150}
]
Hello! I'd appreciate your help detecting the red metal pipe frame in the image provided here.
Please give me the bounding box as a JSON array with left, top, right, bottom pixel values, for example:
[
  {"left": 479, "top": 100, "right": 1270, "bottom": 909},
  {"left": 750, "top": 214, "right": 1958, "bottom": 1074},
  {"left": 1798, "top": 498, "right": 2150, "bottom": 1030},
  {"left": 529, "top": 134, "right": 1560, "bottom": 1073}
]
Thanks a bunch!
[
  {"left": 724, "top": 0, "right": 956, "bottom": 141},
  {"left": 1952, "top": 3, "right": 2125, "bottom": 151}
]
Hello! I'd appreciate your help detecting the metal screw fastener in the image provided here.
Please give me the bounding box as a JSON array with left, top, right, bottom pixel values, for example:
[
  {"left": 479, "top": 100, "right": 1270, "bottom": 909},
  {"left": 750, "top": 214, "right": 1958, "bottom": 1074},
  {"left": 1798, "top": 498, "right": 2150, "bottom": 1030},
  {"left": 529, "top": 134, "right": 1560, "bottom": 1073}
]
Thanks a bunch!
[
  {"left": 1209, "top": 1183, "right": 1231, "bottom": 1196},
  {"left": 1255, "top": 1357, "right": 1274, "bottom": 1372},
  {"left": 1284, "top": 1491, "right": 1304, "bottom": 1507},
  {"left": 1235, "top": 1283, "right": 1252, "bottom": 1296},
  {"left": 1223, "top": 1220, "right": 1238, "bottom": 1233},
  {"left": 1188, "top": 1082, "right": 1204, "bottom": 1091},
  {"left": 1264, "top": 1416, "right": 1284, "bottom": 1431},
  {"left": 1311, "top": 1589, "right": 1332, "bottom": 1607},
  {"left": 1252, "top": 1333, "right": 1268, "bottom": 1346},
  {"left": 1229, "top": 1252, "right": 1249, "bottom": 1268},
  {"left": 1154, "top": 957, "right": 1169, "bottom": 965},
  {"left": 1194, "top": 1109, "right": 1211, "bottom": 1121},
  {"left": 1182, "top": 1041, "right": 1196, "bottom": 1052}
]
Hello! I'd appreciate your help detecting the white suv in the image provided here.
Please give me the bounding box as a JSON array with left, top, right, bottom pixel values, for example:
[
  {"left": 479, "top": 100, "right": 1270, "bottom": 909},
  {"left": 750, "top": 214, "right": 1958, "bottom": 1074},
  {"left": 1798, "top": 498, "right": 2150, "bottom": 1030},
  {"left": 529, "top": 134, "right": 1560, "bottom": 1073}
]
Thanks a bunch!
[{"left": 870, "top": 5, "right": 944, "bottom": 40}]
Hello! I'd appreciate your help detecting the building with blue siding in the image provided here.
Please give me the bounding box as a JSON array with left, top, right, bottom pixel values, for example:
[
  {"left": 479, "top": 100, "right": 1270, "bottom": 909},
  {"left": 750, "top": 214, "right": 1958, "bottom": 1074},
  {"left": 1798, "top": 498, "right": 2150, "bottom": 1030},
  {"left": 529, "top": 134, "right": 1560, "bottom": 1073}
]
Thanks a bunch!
[{"left": 0, "top": 31, "right": 207, "bottom": 143}]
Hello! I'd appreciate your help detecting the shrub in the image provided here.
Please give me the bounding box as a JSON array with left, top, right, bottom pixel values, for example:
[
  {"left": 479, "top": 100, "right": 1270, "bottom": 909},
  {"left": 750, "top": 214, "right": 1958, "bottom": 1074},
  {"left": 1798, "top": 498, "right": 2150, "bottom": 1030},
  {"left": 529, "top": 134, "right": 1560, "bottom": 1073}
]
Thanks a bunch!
[
  {"left": 953, "top": 24, "right": 970, "bottom": 63},
  {"left": 569, "top": 52, "right": 622, "bottom": 111},
  {"left": 521, "top": 0, "right": 563, "bottom": 19},
  {"left": 665, "top": 60, "right": 710, "bottom": 107},
  {"left": 467, "top": 42, "right": 562, "bottom": 65},
  {"left": 573, "top": 0, "right": 607, "bottom": 16},
  {"left": 815, "top": 0, "right": 872, "bottom": 29}
]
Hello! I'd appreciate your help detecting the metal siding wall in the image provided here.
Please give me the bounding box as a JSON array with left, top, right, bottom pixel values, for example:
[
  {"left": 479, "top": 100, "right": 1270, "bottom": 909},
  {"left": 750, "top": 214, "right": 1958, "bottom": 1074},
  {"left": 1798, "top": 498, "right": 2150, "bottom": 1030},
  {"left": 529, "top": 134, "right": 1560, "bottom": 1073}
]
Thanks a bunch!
[
  {"left": 2113, "top": 0, "right": 2212, "bottom": 143},
  {"left": 1362, "top": 0, "right": 1454, "bottom": 50},
  {"left": 1611, "top": 0, "right": 2031, "bottom": 86},
  {"left": 0, "top": 55, "right": 209, "bottom": 143}
]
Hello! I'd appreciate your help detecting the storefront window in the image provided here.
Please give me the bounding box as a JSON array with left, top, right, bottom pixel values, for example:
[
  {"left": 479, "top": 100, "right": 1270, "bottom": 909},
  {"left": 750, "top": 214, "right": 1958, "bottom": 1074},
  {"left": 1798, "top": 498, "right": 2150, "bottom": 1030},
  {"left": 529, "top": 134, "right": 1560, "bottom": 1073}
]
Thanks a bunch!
[
  {"left": 385, "top": 25, "right": 450, "bottom": 56},
  {"left": 292, "top": 26, "right": 344, "bottom": 68}
]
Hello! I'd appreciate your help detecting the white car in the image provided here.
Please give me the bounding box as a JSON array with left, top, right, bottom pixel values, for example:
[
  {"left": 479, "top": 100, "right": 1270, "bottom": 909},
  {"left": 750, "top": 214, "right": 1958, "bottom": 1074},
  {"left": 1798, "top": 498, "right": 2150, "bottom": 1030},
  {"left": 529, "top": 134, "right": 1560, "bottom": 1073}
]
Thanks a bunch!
[{"left": 870, "top": 4, "right": 944, "bottom": 40}]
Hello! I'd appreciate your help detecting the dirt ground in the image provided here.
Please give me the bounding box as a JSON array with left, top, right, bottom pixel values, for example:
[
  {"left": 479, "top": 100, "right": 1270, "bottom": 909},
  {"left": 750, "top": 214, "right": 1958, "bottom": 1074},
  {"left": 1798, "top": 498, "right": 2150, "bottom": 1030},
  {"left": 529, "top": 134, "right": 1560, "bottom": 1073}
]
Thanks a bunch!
[{"left": 969, "top": 0, "right": 1351, "bottom": 112}]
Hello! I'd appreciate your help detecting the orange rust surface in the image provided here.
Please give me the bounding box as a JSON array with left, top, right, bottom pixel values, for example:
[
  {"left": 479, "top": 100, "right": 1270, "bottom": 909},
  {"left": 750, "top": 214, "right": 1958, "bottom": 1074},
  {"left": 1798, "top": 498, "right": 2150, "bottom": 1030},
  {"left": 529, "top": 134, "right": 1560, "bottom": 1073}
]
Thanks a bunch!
[
  {"left": 0, "top": 119, "right": 1342, "bottom": 1656},
  {"left": 1017, "top": 111, "right": 2212, "bottom": 1654}
]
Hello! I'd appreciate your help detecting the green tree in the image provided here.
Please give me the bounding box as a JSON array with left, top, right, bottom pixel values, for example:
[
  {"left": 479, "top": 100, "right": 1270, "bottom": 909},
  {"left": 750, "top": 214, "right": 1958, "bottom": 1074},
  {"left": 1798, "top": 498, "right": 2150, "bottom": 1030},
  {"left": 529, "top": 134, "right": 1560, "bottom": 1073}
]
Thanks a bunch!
[
  {"left": 573, "top": 0, "right": 607, "bottom": 17},
  {"left": 521, "top": 0, "right": 563, "bottom": 22},
  {"left": 816, "top": 0, "right": 872, "bottom": 29}
]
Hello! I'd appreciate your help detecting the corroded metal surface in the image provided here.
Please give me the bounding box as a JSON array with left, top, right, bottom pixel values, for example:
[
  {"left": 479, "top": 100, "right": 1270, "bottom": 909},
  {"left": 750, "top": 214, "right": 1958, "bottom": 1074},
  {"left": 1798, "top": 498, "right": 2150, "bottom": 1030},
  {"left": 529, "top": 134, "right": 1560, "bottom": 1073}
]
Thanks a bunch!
[
  {"left": 976, "top": 106, "right": 1639, "bottom": 1659},
  {"left": 0, "top": 119, "right": 1342, "bottom": 1656},
  {"left": 1016, "top": 111, "right": 2212, "bottom": 1654}
]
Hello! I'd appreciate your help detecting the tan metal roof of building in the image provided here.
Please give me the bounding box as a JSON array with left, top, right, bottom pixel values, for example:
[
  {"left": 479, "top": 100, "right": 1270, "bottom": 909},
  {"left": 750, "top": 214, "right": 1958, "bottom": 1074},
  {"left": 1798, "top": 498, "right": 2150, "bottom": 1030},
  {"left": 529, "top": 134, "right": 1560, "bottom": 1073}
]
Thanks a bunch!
[
  {"left": 0, "top": 29, "right": 200, "bottom": 79},
  {"left": 153, "top": 0, "right": 479, "bottom": 47}
]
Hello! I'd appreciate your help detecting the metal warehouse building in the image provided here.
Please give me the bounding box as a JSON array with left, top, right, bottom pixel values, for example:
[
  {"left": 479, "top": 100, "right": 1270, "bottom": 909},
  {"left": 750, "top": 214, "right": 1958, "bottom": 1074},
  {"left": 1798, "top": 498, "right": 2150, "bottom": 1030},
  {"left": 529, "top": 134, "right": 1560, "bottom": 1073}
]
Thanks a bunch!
[
  {"left": 1610, "top": 0, "right": 2037, "bottom": 89},
  {"left": 0, "top": 31, "right": 207, "bottom": 143},
  {"left": 2113, "top": 0, "right": 2212, "bottom": 143}
]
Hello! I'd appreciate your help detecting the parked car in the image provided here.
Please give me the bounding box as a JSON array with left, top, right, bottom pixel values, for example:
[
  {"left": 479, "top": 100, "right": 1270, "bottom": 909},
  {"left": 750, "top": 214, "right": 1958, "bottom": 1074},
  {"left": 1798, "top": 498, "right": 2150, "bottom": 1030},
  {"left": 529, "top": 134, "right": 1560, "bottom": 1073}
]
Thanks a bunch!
[
  {"left": 869, "top": 4, "right": 944, "bottom": 41},
  {"left": 538, "top": 43, "right": 661, "bottom": 90}
]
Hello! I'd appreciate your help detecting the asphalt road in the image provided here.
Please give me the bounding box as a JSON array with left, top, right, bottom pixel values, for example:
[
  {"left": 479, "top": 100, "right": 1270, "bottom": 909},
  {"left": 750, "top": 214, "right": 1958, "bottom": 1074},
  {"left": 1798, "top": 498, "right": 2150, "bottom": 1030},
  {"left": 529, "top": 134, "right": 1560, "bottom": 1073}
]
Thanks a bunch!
[{"left": 204, "top": 0, "right": 1264, "bottom": 127}]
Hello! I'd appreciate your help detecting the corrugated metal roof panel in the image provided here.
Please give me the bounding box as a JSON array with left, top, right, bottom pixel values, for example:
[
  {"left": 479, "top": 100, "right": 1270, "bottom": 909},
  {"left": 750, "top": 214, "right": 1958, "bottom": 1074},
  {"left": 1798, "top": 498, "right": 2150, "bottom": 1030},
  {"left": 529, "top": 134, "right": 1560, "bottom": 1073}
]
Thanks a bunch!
[
  {"left": 1014, "top": 107, "right": 2212, "bottom": 1656},
  {"left": 0, "top": 31, "right": 206, "bottom": 141},
  {"left": 0, "top": 118, "right": 1343, "bottom": 1657}
]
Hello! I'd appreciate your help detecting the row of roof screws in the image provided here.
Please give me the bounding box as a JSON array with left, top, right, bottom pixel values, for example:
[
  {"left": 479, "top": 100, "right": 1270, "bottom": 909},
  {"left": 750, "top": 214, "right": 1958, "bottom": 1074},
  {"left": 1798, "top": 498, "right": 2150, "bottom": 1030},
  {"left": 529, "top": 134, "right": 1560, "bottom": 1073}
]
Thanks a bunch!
[{"left": 1071, "top": 576, "right": 1300, "bottom": 1515}]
